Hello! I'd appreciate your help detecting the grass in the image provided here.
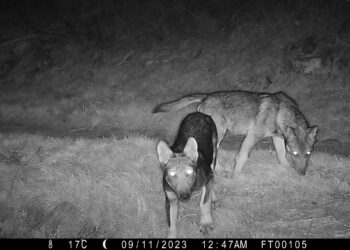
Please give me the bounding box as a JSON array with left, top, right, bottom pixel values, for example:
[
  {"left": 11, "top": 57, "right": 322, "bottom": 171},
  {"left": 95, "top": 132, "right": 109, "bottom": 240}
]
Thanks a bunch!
[
  {"left": 0, "top": 133, "right": 349, "bottom": 238},
  {"left": 0, "top": 0, "right": 350, "bottom": 238},
  {"left": 0, "top": 133, "right": 164, "bottom": 237}
]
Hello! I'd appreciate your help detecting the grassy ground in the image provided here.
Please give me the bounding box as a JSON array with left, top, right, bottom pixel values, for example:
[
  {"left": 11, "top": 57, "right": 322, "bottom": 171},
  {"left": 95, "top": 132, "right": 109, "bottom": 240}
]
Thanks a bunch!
[
  {"left": 0, "top": 133, "right": 349, "bottom": 238},
  {"left": 0, "top": 0, "right": 350, "bottom": 238}
]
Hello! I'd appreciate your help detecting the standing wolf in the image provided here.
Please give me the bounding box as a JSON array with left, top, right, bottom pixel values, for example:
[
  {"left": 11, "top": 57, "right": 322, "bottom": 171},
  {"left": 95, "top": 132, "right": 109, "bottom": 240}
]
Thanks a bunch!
[
  {"left": 157, "top": 112, "right": 218, "bottom": 238},
  {"left": 154, "top": 91, "right": 318, "bottom": 176}
]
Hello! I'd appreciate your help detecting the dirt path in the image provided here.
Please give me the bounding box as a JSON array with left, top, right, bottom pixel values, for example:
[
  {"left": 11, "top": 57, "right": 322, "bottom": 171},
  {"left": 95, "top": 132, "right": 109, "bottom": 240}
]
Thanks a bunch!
[{"left": 1, "top": 121, "right": 349, "bottom": 156}]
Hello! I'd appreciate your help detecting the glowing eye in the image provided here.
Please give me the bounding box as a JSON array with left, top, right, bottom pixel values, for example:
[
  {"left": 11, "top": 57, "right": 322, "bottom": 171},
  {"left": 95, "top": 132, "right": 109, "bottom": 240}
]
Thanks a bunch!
[
  {"left": 168, "top": 170, "right": 176, "bottom": 177},
  {"left": 186, "top": 168, "right": 193, "bottom": 175},
  {"left": 292, "top": 151, "right": 298, "bottom": 156},
  {"left": 306, "top": 151, "right": 311, "bottom": 155}
]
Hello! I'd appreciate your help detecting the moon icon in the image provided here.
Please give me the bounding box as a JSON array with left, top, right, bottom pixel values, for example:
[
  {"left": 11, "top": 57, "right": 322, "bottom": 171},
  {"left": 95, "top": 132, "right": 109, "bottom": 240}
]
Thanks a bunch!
[{"left": 102, "top": 239, "right": 108, "bottom": 249}]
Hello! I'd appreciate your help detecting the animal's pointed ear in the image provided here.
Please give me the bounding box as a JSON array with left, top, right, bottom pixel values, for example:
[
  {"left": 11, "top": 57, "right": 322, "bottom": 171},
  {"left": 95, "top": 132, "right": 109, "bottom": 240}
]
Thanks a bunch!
[
  {"left": 306, "top": 126, "right": 318, "bottom": 144},
  {"left": 157, "top": 140, "right": 173, "bottom": 165},
  {"left": 183, "top": 137, "right": 198, "bottom": 162}
]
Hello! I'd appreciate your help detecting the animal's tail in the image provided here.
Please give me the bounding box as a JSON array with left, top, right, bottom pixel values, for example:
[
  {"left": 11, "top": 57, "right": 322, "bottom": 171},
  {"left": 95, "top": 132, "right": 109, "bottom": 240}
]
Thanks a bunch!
[{"left": 152, "top": 94, "right": 207, "bottom": 113}]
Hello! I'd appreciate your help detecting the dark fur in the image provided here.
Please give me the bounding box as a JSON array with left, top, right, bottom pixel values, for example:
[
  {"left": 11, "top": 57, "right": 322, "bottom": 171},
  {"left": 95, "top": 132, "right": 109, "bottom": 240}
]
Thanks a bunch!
[{"left": 171, "top": 112, "right": 218, "bottom": 171}]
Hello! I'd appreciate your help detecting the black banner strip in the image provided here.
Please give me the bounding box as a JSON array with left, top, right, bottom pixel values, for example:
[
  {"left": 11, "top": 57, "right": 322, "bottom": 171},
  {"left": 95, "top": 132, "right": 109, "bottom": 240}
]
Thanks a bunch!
[{"left": 0, "top": 238, "right": 348, "bottom": 250}]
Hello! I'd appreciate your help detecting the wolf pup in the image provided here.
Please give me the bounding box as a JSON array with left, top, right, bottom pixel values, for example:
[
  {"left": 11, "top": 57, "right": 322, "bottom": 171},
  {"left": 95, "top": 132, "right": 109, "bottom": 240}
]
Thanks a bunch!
[
  {"left": 154, "top": 91, "right": 318, "bottom": 176},
  {"left": 156, "top": 112, "right": 218, "bottom": 238}
]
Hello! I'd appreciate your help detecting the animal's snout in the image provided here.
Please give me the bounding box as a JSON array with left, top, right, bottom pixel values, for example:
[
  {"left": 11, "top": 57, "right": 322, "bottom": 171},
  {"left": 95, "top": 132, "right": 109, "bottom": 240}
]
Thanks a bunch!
[
  {"left": 297, "top": 168, "right": 306, "bottom": 176},
  {"left": 289, "top": 155, "right": 308, "bottom": 176},
  {"left": 179, "top": 192, "right": 191, "bottom": 202}
]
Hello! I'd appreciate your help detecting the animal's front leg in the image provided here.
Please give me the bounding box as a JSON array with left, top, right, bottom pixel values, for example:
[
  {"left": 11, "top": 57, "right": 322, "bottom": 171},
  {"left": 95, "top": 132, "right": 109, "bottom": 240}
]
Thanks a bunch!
[
  {"left": 165, "top": 191, "right": 179, "bottom": 238},
  {"left": 199, "top": 184, "right": 213, "bottom": 235},
  {"left": 272, "top": 136, "right": 289, "bottom": 166},
  {"left": 233, "top": 132, "right": 258, "bottom": 175}
]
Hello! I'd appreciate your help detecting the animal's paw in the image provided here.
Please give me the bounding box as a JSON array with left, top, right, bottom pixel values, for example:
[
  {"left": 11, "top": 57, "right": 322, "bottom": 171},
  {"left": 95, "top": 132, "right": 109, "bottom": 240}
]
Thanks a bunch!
[
  {"left": 167, "top": 230, "right": 177, "bottom": 238},
  {"left": 199, "top": 222, "right": 214, "bottom": 235}
]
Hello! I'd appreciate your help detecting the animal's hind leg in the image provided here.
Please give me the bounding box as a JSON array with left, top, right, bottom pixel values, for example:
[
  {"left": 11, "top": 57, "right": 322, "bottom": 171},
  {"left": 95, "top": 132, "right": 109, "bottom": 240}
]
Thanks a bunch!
[
  {"left": 214, "top": 126, "right": 227, "bottom": 172},
  {"left": 200, "top": 109, "right": 226, "bottom": 172},
  {"left": 233, "top": 132, "right": 258, "bottom": 174},
  {"left": 212, "top": 190, "right": 217, "bottom": 203},
  {"left": 211, "top": 128, "right": 218, "bottom": 171},
  {"left": 272, "top": 136, "right": 289, "bottom": 166},
  {"left": 211, "top": 189, "right": 221, "bottom": 209}
]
